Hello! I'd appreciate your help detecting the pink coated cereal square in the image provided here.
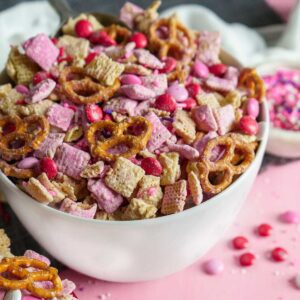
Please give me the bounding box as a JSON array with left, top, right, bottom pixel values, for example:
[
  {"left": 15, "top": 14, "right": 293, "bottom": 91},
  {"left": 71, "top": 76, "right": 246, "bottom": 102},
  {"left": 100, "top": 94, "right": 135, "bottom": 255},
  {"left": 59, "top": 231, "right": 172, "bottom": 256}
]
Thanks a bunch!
[
  {"left": 214, "top": 104, "right": 235, "bottom": 135},
  {"left": 47, "top": 104, "right": 74, "bottom": 131},
  {"left": 192, "top": 105, "right": 218, "bottom": 132},
  {"left": 23, "top": 33, "right": 59, "bottom": 71},
  {"left": 24, "top": 250, "right": 50, "bottom": 266},
  {"left": 144, "top": 111, "right": 172, "bottom": 151},
  {"left": 103, "top": 97, "right": 138, "bottom": 116},
  {"left": 161, "top": 180, "right": 187, "bottom": 215},
  {"left": 141, "top": 74, "right": 168, "bottom": 96},
  {"left": 34, "top": 133, "right": 65, "bottom": 159},
  {"left": 134, "top": 49, "right": 164, "bottom": 69},
  {"left": 88, "top": 179, "right": 124, "bottom": 213},
  {"left": 55, "top": 143, "right": 90, "bottom": 180},
  {"left": 60, "top": 198, "right": 97, "bottom": 219},
  {"left": 26, "top": 79, "right": 56, "bottom": 103}
]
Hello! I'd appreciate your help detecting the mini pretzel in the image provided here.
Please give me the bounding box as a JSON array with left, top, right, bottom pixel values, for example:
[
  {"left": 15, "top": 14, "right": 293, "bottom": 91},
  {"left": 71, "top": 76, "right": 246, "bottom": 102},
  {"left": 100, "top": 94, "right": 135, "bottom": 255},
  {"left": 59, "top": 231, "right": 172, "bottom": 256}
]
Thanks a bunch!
[
  {"left": 149, "top": 15, "right": 195, "bottom": 60},
  {"left": 0, "top": 115, "right": 49, "bottom": 160},
  {"left": 0, "top": 256, "right": 62, "bottom": 299},
  {"left": 59, "top": 66, "right": 120, "bottom": 104},
  {"left": 194, "top": 136, "right": 255, "bottom": 195},
  {"left": 238, "top": 68, "right": 265, "bottom": 102},
  {"left": 86, "top": 116, "right": 153, "bottom": 162},
  {"left": 102, "top": 25, "right": 131, "bottom": 45}
]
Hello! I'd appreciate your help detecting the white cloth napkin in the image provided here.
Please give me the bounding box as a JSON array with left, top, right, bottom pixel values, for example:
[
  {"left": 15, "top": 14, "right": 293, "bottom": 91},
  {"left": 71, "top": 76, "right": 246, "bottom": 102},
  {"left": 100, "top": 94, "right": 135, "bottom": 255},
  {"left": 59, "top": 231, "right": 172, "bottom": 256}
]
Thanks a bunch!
[
  {"left": 0, "top": 1, "right": 59, "bottom": 70},
  {"left": 0, "top": 1, "right": 300, "bottom": 70},
  {"left": 161, "top": 1, "right": 300, "bottom": 67}
]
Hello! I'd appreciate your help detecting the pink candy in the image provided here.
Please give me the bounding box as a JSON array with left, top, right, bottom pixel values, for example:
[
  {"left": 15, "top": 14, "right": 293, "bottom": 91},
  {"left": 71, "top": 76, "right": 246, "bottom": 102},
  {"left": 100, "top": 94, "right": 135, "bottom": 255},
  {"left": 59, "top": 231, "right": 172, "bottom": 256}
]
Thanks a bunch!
[
  {"left": 166, "top": 83, "right": 188, "bottom": 102},
  {"left": 17, "top": 157, "right": 39, "bottom": 169},
  {"left": 246, "top": 98, "right": 260, "bottom": 118},
  {"left": 280, "top": 210, "right": 300, "bottom": 224},
  {"left": 203, "top": 259, "right": 224, "bottom": 275},
  {"left": 16, "top": 84, "right": 29, "bottom": 94},
  {"left": 192, "top": 60, "right": 209, "bottom": 79},
  {"left": 120, "top": 74, "right": 142, "bottom": 85}
]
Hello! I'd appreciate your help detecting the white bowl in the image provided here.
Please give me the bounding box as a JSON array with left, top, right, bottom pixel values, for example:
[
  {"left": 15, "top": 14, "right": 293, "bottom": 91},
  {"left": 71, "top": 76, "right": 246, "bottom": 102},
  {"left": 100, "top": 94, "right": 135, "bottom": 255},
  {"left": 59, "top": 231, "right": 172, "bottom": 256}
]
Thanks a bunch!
[
  {"left": 257, "top": 60, "right": 300, "bottom": 158},
  {"left": 0, "top": 53, "right": 269, "bottom": 282}
]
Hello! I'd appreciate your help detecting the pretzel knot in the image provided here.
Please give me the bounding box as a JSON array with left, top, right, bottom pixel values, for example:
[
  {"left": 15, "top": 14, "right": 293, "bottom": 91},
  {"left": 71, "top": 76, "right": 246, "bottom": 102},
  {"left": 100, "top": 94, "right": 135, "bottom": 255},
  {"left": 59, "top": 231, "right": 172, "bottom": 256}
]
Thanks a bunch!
[
  {"left": 0, "top": 115, "right": 49, "bottom": 160},
  {"left": 102, "top": 24, "right": 131, "bottom": 45},
  {"left": 86, "top": 116, "right": 153, "bottom": 162},
  {"left": 59, "top": 66, "right": 120, "bottom": 104},
  {"left": 149, "top": 15, "right": 195, "bottom": 60},
  {"left": 0, "top": 257, "right": 62, "bottom": 299},
  {"left": 238, "top": 68, "right": 265, "bottom": 102},
  {"left": 190, "top": 136, "right": 255, "bottom": 195}
]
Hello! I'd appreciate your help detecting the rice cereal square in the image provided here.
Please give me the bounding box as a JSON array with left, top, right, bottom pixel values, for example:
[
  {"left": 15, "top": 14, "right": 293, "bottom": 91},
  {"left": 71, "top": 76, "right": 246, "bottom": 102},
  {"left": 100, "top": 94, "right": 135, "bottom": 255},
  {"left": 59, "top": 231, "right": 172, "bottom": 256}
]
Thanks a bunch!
[
  {"left": 159, "top": 152, "right": 180, "bottom": 186},
  {"left": 173, "top": 110, "right": 196, "bottom": 143},
  {"left": 161, "top": 180, "right": 187, "bottom": 215},
  {"left": 105, "top": 157, "right": 145, "bottom": 198}
]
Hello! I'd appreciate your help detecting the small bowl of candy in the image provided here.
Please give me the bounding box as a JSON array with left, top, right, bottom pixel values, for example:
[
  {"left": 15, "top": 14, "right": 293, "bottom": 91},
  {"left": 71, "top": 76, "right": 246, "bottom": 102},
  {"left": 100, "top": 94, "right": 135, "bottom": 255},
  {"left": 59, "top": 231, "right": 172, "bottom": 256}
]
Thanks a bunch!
[
  {"left": 257, "top": 60, "right": 300, "bottom": 158},
  {"left": 0, "top": 2, "right": 269, "bottom": 282}
]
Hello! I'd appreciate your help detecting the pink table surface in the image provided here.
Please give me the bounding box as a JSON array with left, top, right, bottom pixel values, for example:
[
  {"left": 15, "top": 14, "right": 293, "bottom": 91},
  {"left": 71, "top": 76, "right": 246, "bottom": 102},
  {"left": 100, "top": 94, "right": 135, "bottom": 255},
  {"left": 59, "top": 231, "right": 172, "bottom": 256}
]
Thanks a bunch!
[{"left": 61, "top": 161, "right": 300, "bottom": 300}]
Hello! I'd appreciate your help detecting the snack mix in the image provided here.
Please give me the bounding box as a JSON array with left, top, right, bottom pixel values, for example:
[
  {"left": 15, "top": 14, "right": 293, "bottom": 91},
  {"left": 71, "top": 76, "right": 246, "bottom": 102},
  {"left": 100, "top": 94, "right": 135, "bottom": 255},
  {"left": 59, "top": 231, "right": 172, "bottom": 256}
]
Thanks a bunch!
[
  {"left": 0, "top": 1, "right": 265, "bottom": 221},
  {"left": 0, "top": 229, "right": 78, "bottom": 299}
]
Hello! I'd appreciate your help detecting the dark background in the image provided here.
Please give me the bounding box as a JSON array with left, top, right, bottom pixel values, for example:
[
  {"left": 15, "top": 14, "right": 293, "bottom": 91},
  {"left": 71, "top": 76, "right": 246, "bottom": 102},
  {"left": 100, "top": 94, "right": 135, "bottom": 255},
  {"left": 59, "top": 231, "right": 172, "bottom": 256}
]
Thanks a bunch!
[
  {"left": 1, "top": 0, "right": 282, "bottom": 27},
  {"left": 0, "top": 0, "right": 293, "bottom": 266}
]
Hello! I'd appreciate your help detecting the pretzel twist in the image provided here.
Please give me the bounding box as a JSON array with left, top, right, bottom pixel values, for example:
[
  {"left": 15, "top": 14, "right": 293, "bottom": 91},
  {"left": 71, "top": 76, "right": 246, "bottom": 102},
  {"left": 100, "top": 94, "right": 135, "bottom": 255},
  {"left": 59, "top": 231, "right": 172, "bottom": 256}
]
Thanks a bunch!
[
  {"left": 0, "top": 115, "right": 49, "bottom": 160},
  {"left": 59, "top": 66, "right": 120, "bottom": 104},
  {"left": 86, "top": 116, "right": 153, "bottom": 162},
  {"left": 0, "top": 257, "right": 62, "bottom": 299},
  {"left": 238, "top": 68, "right": 265, "bottom": 101},
  {"left": 190, "top": 136, "right": 255, "bottom": 195},
  {"left": 149, "top": 15, "right": 195, "bottom": 60}
]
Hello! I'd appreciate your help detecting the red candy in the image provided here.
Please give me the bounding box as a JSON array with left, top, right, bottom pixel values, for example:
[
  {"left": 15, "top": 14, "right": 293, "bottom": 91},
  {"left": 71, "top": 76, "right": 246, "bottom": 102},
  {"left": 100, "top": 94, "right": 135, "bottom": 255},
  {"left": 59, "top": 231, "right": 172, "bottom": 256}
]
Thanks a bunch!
[
  {"left": 154, "top": 94, "right": 177, "bottom": 112},
  {"left": 160, "top": 57, "right": 177, "bottom": 73},
  {"left": 103, "top": 114, "right": 112, "bottom": 121},
  {"left": 32, "top": 71, "right": 51, "bottom": 85},
  {"left": 129, "top": 32, "right": 148, "bottom": 48},
  {"left": 86, "top": 104, "right": 103, "bottom": 123},
  {"left": 186, "top": 83, "right": 201, "bottom": 98},
  {"left": 239, "top": 116, "right": 259, "bottom": 135},
  {"left": 239, "top": 252, "right": 255, "bottom": 267},
  {"left": 40, "top": 157, "right": 58, "bottom": 179},
  {"left": 232, "top": 236, "right": 249, "bottom": 250},
  {"left": 271, "top": 247, "right": 288, "bottom": 262},
  {"left": 257, "top": 223, "right": 272, "bottom": 237},
  {"left": 89, "top": 31, "right": 116, "bottom": 46},
  {"left": 85, "top": 52, "right": 98, "bottom": 64},
  {"left": 209, "top": 64, "right": 228, "bottom": 77},
  {"left": 75, "top": 19, "right": 93, "bottom": 38},
  {"left": 141, "top": 157, "right": 163, "bottom": 176},
  {"left": 182, "top": 98, "right": 197, "bottom": 110}
]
